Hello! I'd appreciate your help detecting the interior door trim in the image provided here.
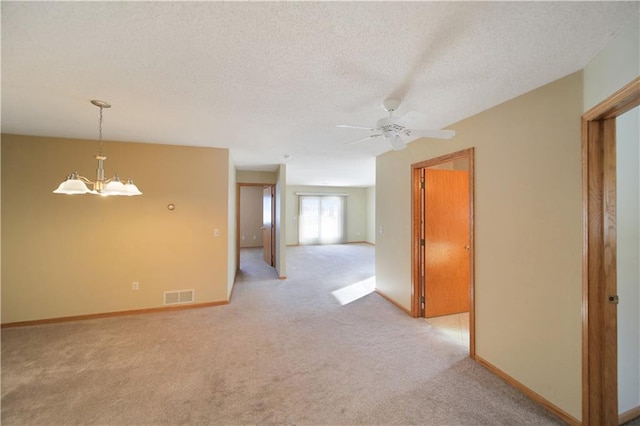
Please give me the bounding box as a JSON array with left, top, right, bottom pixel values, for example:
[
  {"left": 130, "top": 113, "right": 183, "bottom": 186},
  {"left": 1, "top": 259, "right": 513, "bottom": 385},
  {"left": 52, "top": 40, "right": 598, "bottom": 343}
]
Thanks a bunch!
[
  {"left": 236, "top": 183, "right": 276, "bottom": 271},
  {"left": 411, "top": 147, "right": 475, "bottom": 359},
  {"left": 582, "top": 77, "right": 640, "bottom": 426}
]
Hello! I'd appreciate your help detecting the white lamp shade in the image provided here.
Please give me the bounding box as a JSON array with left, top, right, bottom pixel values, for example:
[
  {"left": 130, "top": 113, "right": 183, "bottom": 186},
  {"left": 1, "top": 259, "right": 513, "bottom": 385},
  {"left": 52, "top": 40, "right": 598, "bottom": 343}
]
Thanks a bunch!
[
  {"left": 123, "top": 182, "right": 142, "bottom": 196},
  {"left": 53, "top": 178, "right": 91, "bottom": 194},
  {"left": 52, "top": 101, "right": 143, "bottom": 198},
  {"left": 101, "top": 180, "right": 128, "bottom": 196}
]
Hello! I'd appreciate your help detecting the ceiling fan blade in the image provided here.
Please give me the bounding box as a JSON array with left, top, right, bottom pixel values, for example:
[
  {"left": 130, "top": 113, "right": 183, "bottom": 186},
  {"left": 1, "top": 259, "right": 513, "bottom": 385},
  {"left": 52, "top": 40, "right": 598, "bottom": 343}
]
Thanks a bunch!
[
  {"left": 388, "top": 135, "right": 407, "bottom": 151},
  {"left": 404, "top": 128, "right": 455, "bottom": 140},
  {"left": 337, "top": 124, "right": 379, "bottom": 132},
  {"left": 345, "top": 134, "right": 383, "bottom": 145},
  {"left": 396, "top": 111, "right": 427, "bottom": 127}
]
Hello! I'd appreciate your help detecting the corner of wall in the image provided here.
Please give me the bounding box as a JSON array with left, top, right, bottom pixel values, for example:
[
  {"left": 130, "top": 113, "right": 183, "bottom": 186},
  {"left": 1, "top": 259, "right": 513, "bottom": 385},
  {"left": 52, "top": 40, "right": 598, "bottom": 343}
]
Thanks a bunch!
[
  {"left": 366, "top": 186, "right": 376, "bottom": 244},
  {"left": 228, "top": 155, "right": 237, "bottom": 299},
  {"left": 275, "top": 164, "right": 287, "bottom": 278}
]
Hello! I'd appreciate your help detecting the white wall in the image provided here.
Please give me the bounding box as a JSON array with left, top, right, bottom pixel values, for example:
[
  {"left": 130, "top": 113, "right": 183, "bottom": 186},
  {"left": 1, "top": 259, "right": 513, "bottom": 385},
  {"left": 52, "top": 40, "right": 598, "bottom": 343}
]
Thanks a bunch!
[
  {"left": 285, "top": 185, "right": 369, "bottom": 245},
  {"left": 1, "top": 138, "right": 3, "bottom": 304},
  {"left": 583, "top": 11, "right": 640, "bottom": 415},
  {"left": 583, "top": 11, "right": 640, "bottom": 111},
  {"left": 617, "top": 106, "right": 640, "bottom": 414}
]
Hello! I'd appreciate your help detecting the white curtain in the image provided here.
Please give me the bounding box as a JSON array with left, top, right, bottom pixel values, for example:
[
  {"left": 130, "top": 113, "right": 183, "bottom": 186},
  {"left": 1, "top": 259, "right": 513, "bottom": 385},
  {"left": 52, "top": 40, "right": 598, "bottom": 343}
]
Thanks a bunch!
[{"left": 298, "top": 195, "right": 346, "bottom": 245}]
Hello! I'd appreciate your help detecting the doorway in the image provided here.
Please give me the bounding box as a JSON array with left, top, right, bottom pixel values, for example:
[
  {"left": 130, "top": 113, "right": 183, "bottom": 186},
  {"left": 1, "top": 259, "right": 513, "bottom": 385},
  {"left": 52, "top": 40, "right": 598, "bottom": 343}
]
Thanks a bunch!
[
  {"left": 262, "top": 185, "right": 275, "bottom": 266},
  {"left": 582, "top": 77, "right": 640, "bottom": 426},
  {"left": 411, "top": 148, "right": 475, "bottom": 357},
  {"left": 237, "top": 183, "right": 276, "bottom": 271}
]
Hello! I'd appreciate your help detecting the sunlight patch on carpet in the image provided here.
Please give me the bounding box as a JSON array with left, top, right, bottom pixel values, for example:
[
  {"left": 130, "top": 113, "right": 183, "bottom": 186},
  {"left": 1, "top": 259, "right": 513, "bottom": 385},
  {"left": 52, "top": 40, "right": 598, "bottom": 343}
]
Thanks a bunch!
[
  {"left": 332, "top": 276, "right": 376, "bottom": 305},
  {"left": 425, "top": 313, "right": 470, "bottom": 348}
]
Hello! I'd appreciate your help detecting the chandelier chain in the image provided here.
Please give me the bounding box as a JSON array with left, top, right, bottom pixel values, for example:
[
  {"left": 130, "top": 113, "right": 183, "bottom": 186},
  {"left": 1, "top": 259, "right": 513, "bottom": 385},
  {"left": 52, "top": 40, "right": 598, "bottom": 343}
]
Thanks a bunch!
[{"left": 98, "top": 106, "right": 104, "bottom": 156}]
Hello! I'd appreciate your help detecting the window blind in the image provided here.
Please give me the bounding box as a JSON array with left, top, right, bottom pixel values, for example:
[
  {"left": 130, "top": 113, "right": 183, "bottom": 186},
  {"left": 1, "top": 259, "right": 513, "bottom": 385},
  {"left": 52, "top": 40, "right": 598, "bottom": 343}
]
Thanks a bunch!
[{"left": 298, "top": 195, "right": 346, "bottom": 245}]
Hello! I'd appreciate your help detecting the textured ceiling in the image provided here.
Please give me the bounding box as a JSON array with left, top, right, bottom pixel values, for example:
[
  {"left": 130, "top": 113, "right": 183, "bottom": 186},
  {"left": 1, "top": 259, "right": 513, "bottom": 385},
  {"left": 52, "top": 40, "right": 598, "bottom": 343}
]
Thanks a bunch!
[{"left": 2, "top": 2, "right": 638, "bottom": 187}]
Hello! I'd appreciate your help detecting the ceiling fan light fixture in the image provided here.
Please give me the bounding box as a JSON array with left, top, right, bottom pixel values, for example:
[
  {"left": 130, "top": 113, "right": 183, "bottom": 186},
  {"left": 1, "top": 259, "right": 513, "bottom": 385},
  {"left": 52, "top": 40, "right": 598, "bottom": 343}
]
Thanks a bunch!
[
  {"left": 382, "top": 98, "right": 401, "bottom": 113},
  {"left": 382, "top": 129, "right": 397, "bottom": 140},
  {"left": 388, "top": 135, "right": 407, "bottom": 151},
  {"left": 338, "top": 97, "right": 455, "bottom": 151}
]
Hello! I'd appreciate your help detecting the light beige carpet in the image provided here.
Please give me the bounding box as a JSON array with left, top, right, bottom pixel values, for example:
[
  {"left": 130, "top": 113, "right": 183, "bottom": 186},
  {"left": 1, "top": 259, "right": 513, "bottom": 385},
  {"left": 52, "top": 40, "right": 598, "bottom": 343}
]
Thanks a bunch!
[{"left": 1, "top": 244, "right": 563, "bottom": 425}]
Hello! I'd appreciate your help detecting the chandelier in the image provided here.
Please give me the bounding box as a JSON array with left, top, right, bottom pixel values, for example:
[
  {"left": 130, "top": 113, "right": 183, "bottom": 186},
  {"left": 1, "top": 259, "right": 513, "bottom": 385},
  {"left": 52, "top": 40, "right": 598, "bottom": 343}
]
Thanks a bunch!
[{"left": 53, "top": 100, "right": 142, "bottom": 196}]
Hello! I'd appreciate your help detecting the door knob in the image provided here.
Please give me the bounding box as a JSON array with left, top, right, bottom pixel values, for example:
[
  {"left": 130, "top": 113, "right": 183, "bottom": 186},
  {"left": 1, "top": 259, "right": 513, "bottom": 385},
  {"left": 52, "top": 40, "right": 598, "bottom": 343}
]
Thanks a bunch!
[{"left": 464, "top": 245, "right": 470, "bottom": 251}]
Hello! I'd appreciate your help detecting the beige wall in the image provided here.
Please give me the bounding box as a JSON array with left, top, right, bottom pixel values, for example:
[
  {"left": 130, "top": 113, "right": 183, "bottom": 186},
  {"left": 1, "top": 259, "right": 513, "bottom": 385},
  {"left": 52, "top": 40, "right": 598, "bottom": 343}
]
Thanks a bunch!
[
  {"left": 285, "top": 186, "right": 369, "bottom": 245},
  {"left": 239, "top": 186, "right": 264, "bottom": 248},
  {"left": 237, "top": 170, "right": 277, "bottom": 184},
  {"left": 376, "top": 72, "right": 583, "bottom": 419},
  {"left": 1, "top": 134, "right": 231, "bottom": 323}
]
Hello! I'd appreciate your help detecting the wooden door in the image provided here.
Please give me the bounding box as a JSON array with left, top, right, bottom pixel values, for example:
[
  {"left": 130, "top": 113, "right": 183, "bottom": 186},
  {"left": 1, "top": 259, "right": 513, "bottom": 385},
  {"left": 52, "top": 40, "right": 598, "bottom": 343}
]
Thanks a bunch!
[
  {"left": 262, "top": 186, "right": 274, "bottom": 266},
  {"left": 424, "top": 169, "right": 470, "bottom": 318}
]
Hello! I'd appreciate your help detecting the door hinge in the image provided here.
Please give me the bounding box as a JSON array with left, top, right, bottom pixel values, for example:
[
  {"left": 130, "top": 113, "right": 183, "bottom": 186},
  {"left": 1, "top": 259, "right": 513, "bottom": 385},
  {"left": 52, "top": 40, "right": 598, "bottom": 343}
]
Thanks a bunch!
[
  {"left": 420, "top": 180, "right": 425, "bottom": 189},
  {"left": 420, "top": 239, "right": 425, "bottom": 246},
  {"left": 608, "top": 295, "right": 619, "bottom": 304}
]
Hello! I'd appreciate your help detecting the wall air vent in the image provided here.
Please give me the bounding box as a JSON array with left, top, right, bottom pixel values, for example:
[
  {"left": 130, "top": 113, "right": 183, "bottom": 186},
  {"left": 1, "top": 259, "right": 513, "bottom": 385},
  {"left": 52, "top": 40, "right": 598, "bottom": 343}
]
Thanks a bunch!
[{"left": 164, "top": 289, "right": 195, "bottom": 305}]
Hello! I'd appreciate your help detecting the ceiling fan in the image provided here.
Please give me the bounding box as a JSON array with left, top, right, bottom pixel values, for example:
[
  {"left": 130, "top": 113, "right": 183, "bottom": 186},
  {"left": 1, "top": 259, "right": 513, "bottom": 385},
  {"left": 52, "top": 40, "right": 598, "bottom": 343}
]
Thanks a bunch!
[{"left": 338, "top": 98, "right": 455, "bottom": 151}]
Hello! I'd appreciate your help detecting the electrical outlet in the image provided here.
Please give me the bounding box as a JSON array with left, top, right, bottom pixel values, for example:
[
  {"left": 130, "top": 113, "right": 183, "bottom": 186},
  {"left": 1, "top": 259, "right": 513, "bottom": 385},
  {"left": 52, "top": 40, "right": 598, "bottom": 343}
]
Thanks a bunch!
[{"left": 132, "top": 281, "right": 139, "bottom": 291}]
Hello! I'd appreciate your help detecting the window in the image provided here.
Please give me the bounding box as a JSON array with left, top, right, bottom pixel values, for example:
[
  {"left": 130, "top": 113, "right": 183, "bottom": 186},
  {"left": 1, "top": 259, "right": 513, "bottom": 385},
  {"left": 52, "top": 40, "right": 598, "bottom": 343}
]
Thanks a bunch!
[{"left": 298, "top": 195, "right": 346, "bottom": 245}]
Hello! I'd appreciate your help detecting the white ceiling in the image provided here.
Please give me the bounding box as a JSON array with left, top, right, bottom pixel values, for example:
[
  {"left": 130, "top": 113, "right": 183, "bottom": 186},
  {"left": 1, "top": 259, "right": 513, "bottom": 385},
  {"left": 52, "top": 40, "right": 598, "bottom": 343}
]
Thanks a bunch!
[{"left": 2, "top": 2, "right": 638, "bottom": 187}]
